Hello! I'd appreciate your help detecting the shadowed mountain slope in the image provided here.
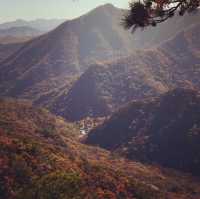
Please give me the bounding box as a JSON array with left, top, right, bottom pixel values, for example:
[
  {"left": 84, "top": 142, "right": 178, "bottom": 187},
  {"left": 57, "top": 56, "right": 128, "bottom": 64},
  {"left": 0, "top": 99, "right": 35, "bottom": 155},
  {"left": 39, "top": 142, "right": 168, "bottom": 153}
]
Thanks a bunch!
[
  {"left": 50, "top": 58, "right": 168, "bottom": 121},
  {"left": 86, "top": 88, "right": 200, "bottom": 176},
  {"left": 1, "top": 4, "right": 200, "bottom": 109},
  {"left": 51, "top": 23, "right": 200, "bottom": 121},
  {"left": 0, "top": 4, "right": 138, "bottom": 105},
  {"left": 0, "top": 42, "right": 24, "bottom": 62}
]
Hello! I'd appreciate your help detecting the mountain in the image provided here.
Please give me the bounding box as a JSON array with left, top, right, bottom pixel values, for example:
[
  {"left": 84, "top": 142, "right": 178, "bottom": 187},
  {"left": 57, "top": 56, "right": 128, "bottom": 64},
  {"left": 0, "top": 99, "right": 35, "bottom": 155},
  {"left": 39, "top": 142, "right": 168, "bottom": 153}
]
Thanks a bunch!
[
  {"left": 85, "top": 88, "right": 200, "bottom": 176},
  {"left": 50, "top": 59, "right": 168, "bottom": 121},
  {"left": 0, "top": 42, "right": 24, "bottom": 62},
  {"left": 0, "top": 35, "right": 34, "bottom": 44},
  {"left": 0, "top": 4, "right": 200, "bottom": 116},
  {"left": 50, "top": 22, "right": 200, "bottom": 121},
  {"left": 0, "top": 26, "right": 43, "bottom": 45},
  {"left": 0, "top": 26, "right": 42, "bottom": 37},
  {"left": 131, "top": 10, "right": 200, "bottom": 49},
  {"left": 0, "top": 18, "right": 66, "bottom": 32},
  {"left": 1, "top": 98, "right": 199, "bottom": 198},
  {"left": 0, "top": 4, "right": 140, "bottom": 106},
  {"left": 0, "top": 8, "right": 199, "bottom": 44}
]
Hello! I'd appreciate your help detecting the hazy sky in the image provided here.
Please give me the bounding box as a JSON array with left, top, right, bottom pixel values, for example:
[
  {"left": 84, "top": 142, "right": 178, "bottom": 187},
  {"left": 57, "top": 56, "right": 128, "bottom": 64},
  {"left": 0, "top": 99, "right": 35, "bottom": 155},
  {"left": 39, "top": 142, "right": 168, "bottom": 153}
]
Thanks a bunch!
[{"left": 0, "top": 0, "right": 129, "bottom": 22}]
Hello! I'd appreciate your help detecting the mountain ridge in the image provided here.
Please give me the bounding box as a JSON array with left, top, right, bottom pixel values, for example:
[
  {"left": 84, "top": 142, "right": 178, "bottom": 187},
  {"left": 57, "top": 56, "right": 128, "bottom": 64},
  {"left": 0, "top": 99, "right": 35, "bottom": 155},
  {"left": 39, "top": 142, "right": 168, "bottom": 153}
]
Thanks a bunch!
[
  {"left": 1, "top": 4, "right": 200, "bottom": 121},
  {"left": 85, "top": 88, "right": 200, "bottom": 176},
  {"left": 51, "top": 22, "right": 200, "bottom": 121},
  {"left": 0, "top": 18, "right": 66, "bottom": 32},
  {"left": 0, "top": 4, "right": 136, "bottom": 107},
  {"left": 1, "top": 98, "right": 199, "bottom": 198}
]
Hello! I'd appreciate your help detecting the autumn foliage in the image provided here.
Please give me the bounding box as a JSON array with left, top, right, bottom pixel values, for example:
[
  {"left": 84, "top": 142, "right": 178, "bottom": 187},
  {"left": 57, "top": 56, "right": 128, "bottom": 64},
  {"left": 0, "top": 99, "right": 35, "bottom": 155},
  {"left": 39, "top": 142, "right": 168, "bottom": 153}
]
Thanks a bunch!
[{"left": 0, "top": 98, "right": 200, "bottom": 198}]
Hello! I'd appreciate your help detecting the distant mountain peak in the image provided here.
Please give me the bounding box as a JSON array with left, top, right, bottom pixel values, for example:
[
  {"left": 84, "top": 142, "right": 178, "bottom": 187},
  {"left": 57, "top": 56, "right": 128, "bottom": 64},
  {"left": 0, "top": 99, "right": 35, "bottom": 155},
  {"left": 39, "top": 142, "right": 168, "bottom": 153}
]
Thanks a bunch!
[
  {"left": 86, "top": 3, "right": 120, "bottom": 17},
  {"left": 99, "top": 3, "right": 115, "bottom": 9}
]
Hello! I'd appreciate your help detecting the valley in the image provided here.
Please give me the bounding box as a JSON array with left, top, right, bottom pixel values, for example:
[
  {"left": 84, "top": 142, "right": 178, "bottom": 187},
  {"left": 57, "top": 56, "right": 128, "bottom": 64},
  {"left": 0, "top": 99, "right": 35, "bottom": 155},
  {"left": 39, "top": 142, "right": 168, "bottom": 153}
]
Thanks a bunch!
[
  {"left": 1, "top": 98, "right": 200, "bottom": 199},
  {"left": 0, "top": 3, "right": 200, "bottom": 199}
]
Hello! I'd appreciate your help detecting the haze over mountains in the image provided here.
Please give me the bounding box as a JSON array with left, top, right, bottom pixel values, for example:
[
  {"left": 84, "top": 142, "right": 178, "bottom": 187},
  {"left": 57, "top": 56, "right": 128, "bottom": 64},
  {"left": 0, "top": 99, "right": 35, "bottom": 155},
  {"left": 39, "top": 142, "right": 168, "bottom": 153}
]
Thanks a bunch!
[
  {"left": 0, "top": 19, "right": 66, "bottom": 45},
  {"left": 0, "top": 4, "right": 200, "bottom": 121},
  {"left": 0, "top": 26, "right": 43, "bottom": 46},
  {"left": 132, "top": 9, "right": 200, "bottom": 48},
  {"left": 50, "top": 22, "right": 200, "bottom": 121},
  {"left": 0, "top": 19, "right": 67, "bottom": 59},
  {"left": 0, "top": 4, "right": 137, "bottom": 106},
  {"left": 0, "top": 18, "right": 66, "bottom": 32},
  {"left": 0, "top": 26, "right": 42, "bottom": 38},
  {"left": 1, "top": 3, "right": 200, "bottom": 198}
]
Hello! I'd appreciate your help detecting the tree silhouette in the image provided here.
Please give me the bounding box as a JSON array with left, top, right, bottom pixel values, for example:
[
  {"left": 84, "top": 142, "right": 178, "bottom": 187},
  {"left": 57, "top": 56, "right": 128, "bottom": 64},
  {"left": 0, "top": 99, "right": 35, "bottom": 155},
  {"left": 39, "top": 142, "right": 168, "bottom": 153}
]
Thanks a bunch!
[{"left": 123, "top": 0, "right": 199, "bottom": 32}]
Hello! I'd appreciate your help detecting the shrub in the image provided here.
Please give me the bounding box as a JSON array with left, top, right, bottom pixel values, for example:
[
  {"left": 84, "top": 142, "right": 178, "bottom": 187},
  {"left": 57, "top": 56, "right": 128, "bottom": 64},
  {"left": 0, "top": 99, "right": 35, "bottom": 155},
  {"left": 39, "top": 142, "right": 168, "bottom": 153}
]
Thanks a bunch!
[
  {"left": 37, "top": 125, "right": 56, "bottom": 138},
  {"left": 16, "top": 171, "right": 83, "bottom": 199},
  {"left": 127, "top": 179, "right": 165, "bottom": 199}
]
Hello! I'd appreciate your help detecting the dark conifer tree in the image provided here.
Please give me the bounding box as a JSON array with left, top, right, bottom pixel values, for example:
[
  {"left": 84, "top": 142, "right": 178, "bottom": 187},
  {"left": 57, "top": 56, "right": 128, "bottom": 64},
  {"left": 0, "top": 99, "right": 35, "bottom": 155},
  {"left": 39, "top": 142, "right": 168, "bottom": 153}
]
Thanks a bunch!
[{"left": 123, "top": 0, "right": 200, "bottom": 32}]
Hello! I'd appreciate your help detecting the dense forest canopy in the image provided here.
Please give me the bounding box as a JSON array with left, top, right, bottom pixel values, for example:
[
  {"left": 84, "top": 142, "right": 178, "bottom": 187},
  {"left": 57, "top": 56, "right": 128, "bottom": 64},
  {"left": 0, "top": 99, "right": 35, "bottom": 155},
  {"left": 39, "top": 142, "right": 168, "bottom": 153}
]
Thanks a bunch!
[{"left": 123, "top": 0, "right": 200, "bottom": 31}]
